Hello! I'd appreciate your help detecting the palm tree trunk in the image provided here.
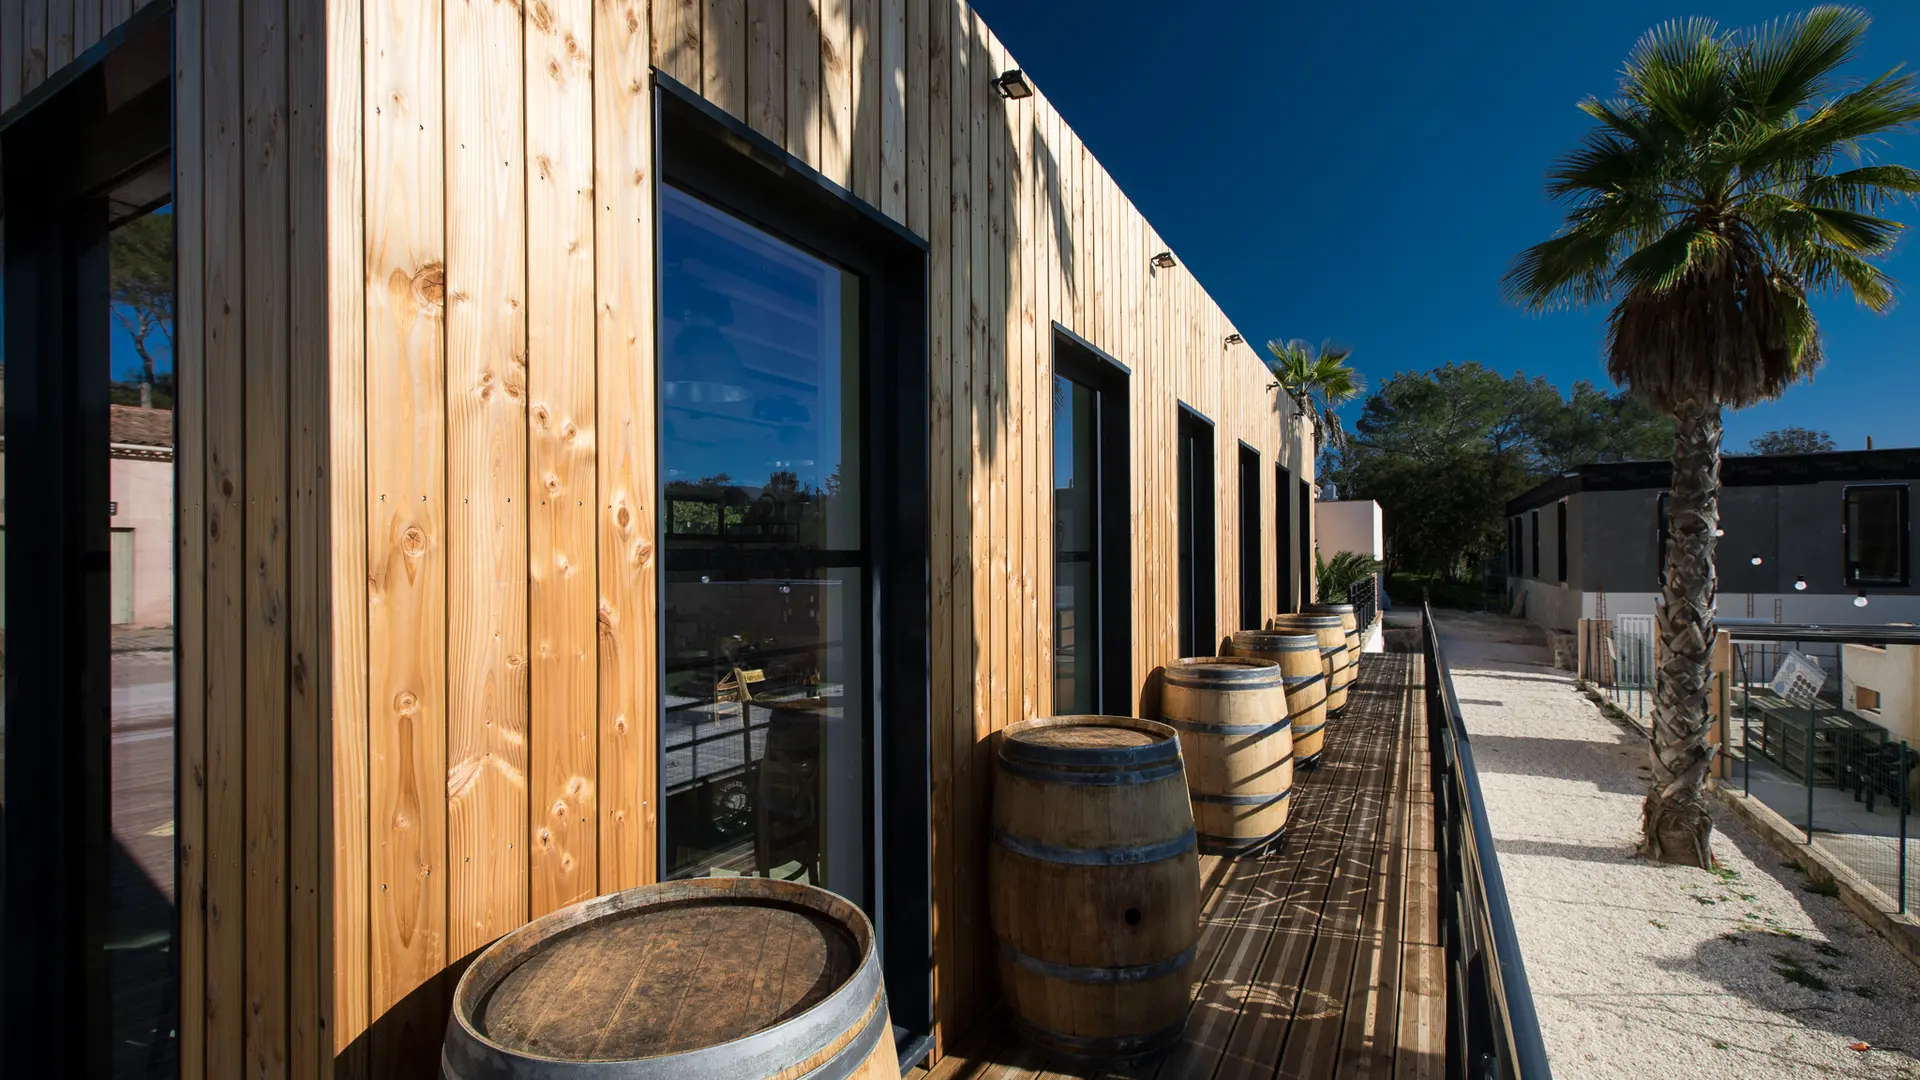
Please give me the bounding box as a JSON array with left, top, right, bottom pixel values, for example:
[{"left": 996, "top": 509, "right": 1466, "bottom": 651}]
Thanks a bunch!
[{"left": 1643, "top": 400, "right": 1720, "bottom": 867}]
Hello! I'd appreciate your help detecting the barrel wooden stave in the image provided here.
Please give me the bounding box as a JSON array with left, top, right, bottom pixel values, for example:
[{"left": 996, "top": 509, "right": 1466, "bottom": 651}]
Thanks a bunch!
[
  {"left": 443, "top": 877, "right": 898, "bottom": 1080},
  {"left": 1304, "top": 603, "right": 1363, "bottom": 699},
  {"left": 990, "top": 716, "right": 1200, "bottom": 1061},
  {"left": 1227, "top": 631, "right": 1328, "bottom": 767},
  {"left": 1270, "top": 613, "right": 1350, "bottom": 714},
  {"left": 1160, "top": 658, "right": 1293, "bottom": 856}
]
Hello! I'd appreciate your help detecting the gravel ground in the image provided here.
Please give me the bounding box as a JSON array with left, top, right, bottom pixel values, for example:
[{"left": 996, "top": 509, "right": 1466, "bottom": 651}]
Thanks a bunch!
[{"left": 1433, "top": 609, "right": 1920, "bottom": 1080}]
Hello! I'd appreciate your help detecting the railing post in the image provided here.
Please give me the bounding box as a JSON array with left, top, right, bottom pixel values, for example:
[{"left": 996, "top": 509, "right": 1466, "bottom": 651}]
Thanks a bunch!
[
  {"left": 1901, "top": 741, "right": 1910, "bottom": 916},
  {"left": 1805, "top": 697, "right": 1816, "bottom": 844}
]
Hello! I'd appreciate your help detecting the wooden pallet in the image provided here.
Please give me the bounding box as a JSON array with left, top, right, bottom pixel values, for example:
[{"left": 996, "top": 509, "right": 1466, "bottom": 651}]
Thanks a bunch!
[{"left": 912, "top": 654, "right": 1445, "bottom": 1080}]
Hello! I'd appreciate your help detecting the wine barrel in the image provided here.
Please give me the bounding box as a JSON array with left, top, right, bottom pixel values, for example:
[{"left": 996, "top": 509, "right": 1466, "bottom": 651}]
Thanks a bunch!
[
  {"left": 1227, "top": 631, "right": 1329, "bottom": 767},
  {"left": 990, "top": 716, "right": 1200, "bottom": 1062},
  {"left": 1160, "top": 657, "right": 1293, "bottom": 857},
  {"left": 443, "top": 877, "right": 898, "bottom": 1080},
  {"left": 1303, "top": 602, "right": 1362, "bottom": 693},
  {"left": 1271, "top": 613, "right": 1349, "bottom": 715}
]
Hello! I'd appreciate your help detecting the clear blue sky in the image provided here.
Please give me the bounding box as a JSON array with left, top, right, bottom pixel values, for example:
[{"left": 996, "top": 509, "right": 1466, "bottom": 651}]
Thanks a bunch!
[{"left": 971, "top": 0, "right": 1920, "bottom": 454}]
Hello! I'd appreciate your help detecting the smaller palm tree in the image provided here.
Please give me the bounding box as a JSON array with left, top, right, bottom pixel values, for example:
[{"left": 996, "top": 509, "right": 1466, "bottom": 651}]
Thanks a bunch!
[
  {"left": 1266, "top": 339, "right": 1366, "bottom": 453},
  {"left": 1315, "top": 549, "right": 1383, "bottom": 604}
]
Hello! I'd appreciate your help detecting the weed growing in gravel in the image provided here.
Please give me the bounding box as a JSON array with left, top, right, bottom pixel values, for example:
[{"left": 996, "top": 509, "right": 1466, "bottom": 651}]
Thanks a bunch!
[
  {"left": 1711, "top": 1040, "right": 1730, "bottom": 1050},
  {"left": 1710, "top": 864, "right": 1739, "bottom": 882},
  {"left": 1648, "top": 919, "right": 1666, "bottom": 929}
]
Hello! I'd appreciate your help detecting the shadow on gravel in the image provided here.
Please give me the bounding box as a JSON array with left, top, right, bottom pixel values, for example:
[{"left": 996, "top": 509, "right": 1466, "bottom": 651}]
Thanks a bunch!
[
  {"left": 1463, "top": 731, "right": 1647, "bottom": 798},
  {"left": 1491, "top": 836, "right": 1644, "bottom": 865}
]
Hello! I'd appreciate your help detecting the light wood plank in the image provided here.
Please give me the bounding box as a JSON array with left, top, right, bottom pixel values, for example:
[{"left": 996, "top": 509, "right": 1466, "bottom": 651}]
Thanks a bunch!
[
  {"left": 966, "top": 3, "right": 993, "bottom": 1024},
  {"left": 325, "top": 0, "right": 370, "bottom": 1062},
  {"left": 444, "top": 0, "right": 529, "bottom": 959},
  {"left": 819, "top": 0, "right": 850, "bottom": 185},
  {"left": 45, "top": 0, "right": 68, "bottom": 71},
  {"left": 984, "top": 27, "right": 1010, "bottom": 752},
  {"left": 21, "top": 0, "right": 45, "bottom": 94},
  {"left": 745, "top": 0, "right": 785, "bottom": 143},
  {"left": 172, "top": 0, "right": 207, "bottom": 1072},
  {"left": 898, "top": 0, "right": 921, "bottom": 231},
  {"left": 652, "top": 0, "right": 699, "bottom": 87},
  {"left": 363, "top": 0, "right": 448, "bottom": 1070},
  {"left": 849, "top": 0, "right": 877, "bottom": 202},
  {"left": 201, "top": 0, "right": 246, "bottom": 1069},
  {"left": 594, "top": 0, "right": 657, "bottom": 894},
  {"left": 527, "top": 0, "right": 599, "bottom": 917},
  {"left": 242, "top": 0, "right": 292, "bottom": 1073},
  {"left": 74, "top": 0, "right": 98, "bottom": 56},
  {"left": 702, "top": 0, "right": 744, "bottom": 119},
  {"left": 784, "top": 0, "right": 819, "bottom": 164},
  {"left": 287, "top": 0, "right": 331, "bottom": 1071},
  {"left": 877, "top": 0, "right": 903, "bottom": 219},
  {"left": 2, "top": 0, "right": 23, "bottom": 111},
  {"left": 947, "top": 0, "right": 977, "bottom": 1028},
  {"left": 924, "top": 0, "right": 955, "bottom": 1053},
  {"left": 1003, "top": 30, "right": 1026, "bottom": 730}
]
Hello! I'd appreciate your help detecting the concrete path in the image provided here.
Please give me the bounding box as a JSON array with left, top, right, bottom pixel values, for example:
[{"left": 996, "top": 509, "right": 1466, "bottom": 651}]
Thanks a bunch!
[{"left": 1433, "top": 609, "right": 1920, "bottom": 1080}]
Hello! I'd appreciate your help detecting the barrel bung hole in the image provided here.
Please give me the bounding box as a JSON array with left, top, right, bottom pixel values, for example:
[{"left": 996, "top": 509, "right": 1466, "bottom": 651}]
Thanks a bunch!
[{"left": 1124, "top": 907, "right": 1143, "bottom": 927}]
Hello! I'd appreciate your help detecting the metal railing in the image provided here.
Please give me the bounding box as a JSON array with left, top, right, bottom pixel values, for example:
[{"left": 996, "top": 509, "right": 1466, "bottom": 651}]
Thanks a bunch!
[
  {"left": 1348, "top": 573, "right": 1380, "bottom": 634},
  {"left": 1422, "top": 604, "right": 1553, "bottom": 1080}
]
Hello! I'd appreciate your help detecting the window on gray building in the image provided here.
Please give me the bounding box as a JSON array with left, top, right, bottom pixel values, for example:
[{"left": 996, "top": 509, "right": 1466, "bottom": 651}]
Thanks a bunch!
[
  {"left": 1557, "top": 501, "right": 1568, "bottom": 583},
  {"left": 1843, "top": 484, "right": 1910, "bottom": 587}
]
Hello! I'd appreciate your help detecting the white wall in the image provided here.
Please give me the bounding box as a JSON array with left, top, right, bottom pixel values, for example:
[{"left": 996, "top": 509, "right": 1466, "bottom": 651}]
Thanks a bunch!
[
  {"left": 1841, "top": 644, "right": 1920, "bottom": 745},
  {"left": 1317, "top": 499, "right": 1383, "bottom": 560}
]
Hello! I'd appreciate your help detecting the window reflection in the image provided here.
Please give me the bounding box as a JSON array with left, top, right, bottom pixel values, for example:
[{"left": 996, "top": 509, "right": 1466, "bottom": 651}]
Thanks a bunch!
[
  {"left": 1054, "top": 375, "right": 1098, "bottom": 715},
  {"left": 659, "top": 187, "right": 867, "bottom": 905}
]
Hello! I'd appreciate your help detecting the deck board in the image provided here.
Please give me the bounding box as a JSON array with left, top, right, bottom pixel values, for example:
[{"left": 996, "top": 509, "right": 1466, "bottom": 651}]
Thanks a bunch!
[{"left": 917, "top": 654, "right": 1440, "bottom": 1080}]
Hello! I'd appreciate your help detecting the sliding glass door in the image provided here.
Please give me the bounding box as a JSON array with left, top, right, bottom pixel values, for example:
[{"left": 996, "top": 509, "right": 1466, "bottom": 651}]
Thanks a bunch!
[
  {"left": 1052, "top": 331, "right": 1131, "bottom": 716},
  {"left": 1177, "top": 405, "right": 1216, "bottom": 658}
]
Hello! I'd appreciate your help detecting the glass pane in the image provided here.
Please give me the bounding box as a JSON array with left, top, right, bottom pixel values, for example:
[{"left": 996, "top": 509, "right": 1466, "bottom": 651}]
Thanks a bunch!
[
  {"left": 1848, "top": 487, "right": 1906, "bottom": 584},
  {"left": 108, "top": 204, "right": 177, "bottom": 1076},
  {"left": 1053, "top": 375, "right": 1097, "bottom": 715},
  {"left": 659, "top": 186, "right": 867, "bottom": 904}
]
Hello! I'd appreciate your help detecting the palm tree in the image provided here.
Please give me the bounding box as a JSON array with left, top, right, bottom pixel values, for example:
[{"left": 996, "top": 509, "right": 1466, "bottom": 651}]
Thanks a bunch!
[
  {"left": 1505, "top": 6, "right": 1920, "bottom": 867},
  {"left": 1265, "top": 339, "right": 1366, "bottom": 454}
]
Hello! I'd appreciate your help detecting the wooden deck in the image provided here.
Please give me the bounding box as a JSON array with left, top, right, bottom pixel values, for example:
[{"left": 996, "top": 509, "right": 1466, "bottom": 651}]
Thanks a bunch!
[{"left": 915, "top": 654, "right": 1443, "bottom": 1080}]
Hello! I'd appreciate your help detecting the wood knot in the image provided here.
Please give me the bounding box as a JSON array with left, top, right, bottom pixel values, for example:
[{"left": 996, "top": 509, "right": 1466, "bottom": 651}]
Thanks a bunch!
[
  {"left": 414, "top": 262, "right": 446, "bottom": 307},
  {"left": 401, "top": 525, "right": 427, "bottom": 557},
  {"left": 394, "top": 690, "right": 418, "bottom": 714},
  {"left": 615, "top": 505, "right": 632, "bottom": 529}
]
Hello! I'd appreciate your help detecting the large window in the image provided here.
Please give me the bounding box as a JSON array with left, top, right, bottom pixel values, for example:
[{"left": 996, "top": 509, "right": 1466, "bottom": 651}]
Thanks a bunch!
[
  {"left": 1557, "top": 500, "right": 1569, "bottom": 583},
  {"left": 1275, "top": 463, "right": 1294, "bottom": 613},
  {"left": 659, "top": 186, "right": 869, "bottom": 901},
  {"left": 1053, "top": 331, "right": 1131, "bottom": 715},
  {"left": 1844, "top": 484, "right": 1910, "bottom": 587},
  {"left": 1238, "top": 445, "right": 1261, "bottom": 630},
  {"left": 1177, "top": 406, "right": 1217, "bottom": 657},
  {"left": 1298, "top": 478, "right": 1313, "bottom": 604},
  {"left": 1656, "top": 492, "right": 1670, "bottom": 587},
  {"left": 1530, "top": 509, "right": 1541, "bottom": 578}
]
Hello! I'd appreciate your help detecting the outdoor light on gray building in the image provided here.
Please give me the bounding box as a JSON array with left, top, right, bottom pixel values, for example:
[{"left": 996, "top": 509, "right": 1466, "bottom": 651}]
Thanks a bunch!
[
  {"left": 1855, "top": 591, "right": 1870, "bottom": 608},
  {"left": 1749, "top": 553, "right": 1763, "bottom": 566},
  {"left": 1794, "top": 576, "right": 1807, "bottom": 591},
  {"left": 991, "top": 69, "right": 1033, "bottom": 99},
  {"left": 1152, "top": 251, "right": 1177, "bottom": 269}
]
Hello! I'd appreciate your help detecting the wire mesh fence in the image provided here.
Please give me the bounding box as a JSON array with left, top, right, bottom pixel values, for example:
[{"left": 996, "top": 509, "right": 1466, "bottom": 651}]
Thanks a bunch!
[{"left": 1579, "top": 620, "right": 1916, "bottom": 915}]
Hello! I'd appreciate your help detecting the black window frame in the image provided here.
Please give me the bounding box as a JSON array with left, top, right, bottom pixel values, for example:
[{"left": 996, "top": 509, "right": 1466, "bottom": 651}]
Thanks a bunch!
[
  {"left": 1556, "top": 500, "right": 1569, "bottom": 583},
  {"left": 1530, "top": 509, "right": 1541, "bottom": 578},
  {"left": 1656, "top": 491, "right": 1670, "bottom": 588},
  {"left": 1275, "top": 463, "right": 1295, "bottom": 614},
  {"left": 1842, "top": 483, "right": 1911, "bottom": 587},
  {"left": 1176, "top": 404, "right": 1217, "bottom": 657},
  {"left": 656, "top": 75, "right": 934, "bottom": 1048},
  {"left": 1237, "top": 442, "right": 1261, "bottom": 631},
  {"left": 1051, "top": 324, "right": 1133, "bottom": 718},
  {"left": 1298, "top": 478, "right": 1313, "bottom": 605}
]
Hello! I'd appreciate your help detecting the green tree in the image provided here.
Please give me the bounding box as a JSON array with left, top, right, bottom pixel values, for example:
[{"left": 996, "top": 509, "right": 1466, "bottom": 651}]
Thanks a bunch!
[
  {"left": 1264, "top": 339, "right": 1365, "bottom": 454},
  {"left": 1747, "top": 426, "right": 1837, "bottom": 454},
  {"left": 1504, "top": 7, "right": 1920, "bottom": 866},
  {"left": 1528, "top": 380, "right": 1676, "bottom": 472},
  {"left": 110, "top": 211, "right": 174, "bottom": 409}
]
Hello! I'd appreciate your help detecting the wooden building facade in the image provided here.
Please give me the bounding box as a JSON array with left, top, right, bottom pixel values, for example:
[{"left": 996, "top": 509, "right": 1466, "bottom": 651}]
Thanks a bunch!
[{"left": 0, "top": 1, "right": 1314, "bottom": 1076}]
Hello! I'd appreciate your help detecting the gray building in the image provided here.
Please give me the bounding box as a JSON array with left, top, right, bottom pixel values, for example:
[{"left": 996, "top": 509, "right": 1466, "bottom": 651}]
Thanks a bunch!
[{"left": 1506, "top": 449, "right": 1920, "bottom": 631}]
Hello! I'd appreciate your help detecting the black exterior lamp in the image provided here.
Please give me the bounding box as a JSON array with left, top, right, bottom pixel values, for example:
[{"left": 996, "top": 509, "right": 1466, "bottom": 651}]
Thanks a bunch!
[{"left": 991, "top": 69, "right": 1033, "bottom": 100}]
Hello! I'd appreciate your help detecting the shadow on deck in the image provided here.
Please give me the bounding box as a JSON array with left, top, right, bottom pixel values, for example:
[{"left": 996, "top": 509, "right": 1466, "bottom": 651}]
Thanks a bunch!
[{"left": 918, "top": 654, "right": 1444, "bottom": 1080}]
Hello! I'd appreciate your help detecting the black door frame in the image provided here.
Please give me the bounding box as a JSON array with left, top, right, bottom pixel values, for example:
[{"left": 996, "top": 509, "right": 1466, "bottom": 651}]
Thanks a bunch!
[
  {"left": 1051, "top": 325, "right": 1132, "bottom": 717},
  {"left": 1176, "top": 403, "right": 1216, "bottom": 658},
  {"left": 2, "top": 11, "right": 175, "bottom": 1076},
  {"left": 1276, "top": 462, "right": 1294, "bottom": 615},
  {"left": 1237, "top": 442, "right": 1260, "bottom": 631},
  {"left": 653, "top": 76, "right": 934, "bottom": 1052}
]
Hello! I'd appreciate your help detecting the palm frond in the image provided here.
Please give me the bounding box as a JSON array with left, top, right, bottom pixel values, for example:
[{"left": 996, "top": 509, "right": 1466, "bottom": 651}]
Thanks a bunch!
[
  {"left": 1621, "top": 17, "right": 1736, "bottom": 136},
  {"left": 1734, "top": 6, "right": 1868, "bottom": 121},
  {"left": 1799, "top": 164, "right": 1920, "bottom": 212},
  {"left": 1791, "top": 243, "right": 1898, "bottom": 308}
]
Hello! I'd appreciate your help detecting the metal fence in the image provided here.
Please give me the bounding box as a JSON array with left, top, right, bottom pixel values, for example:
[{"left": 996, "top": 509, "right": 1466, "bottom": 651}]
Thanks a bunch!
[
  {"left": 1423, "top": 604, "right": 1553, "bottom": 1080},
  {"left": 1348, "top": 573, "right": 1380, "bottom": 634},
  {"left": 1579, "top": 619, "right": 1918, "bottom": 915}
]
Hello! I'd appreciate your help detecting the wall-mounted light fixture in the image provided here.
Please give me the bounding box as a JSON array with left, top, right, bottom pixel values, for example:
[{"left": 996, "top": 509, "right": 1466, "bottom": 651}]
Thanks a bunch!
[
  {"left": 1855, "top": 590, "right": 1870, "bottom": 608},
  {"left": 1224, "top": 333, "right": 1244, "bottom": 347},
  {"left": 992, "top": 69, "right": 1033, "bottom": 100},
  {"left": 1151, "top": 251, "right": 1176, "bottom": 270},
  {"left": 1714, "top": 528, "right": 1725, "bottom": 537},
  {"left": 1749, "top": 553, "right": 1763, "bottom": 566},
  {"left": 1794, "top": 576, "right": 1808, "bottom": 591}
]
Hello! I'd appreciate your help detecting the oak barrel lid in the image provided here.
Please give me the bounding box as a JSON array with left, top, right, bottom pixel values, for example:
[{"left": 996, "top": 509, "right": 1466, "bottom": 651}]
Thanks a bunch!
[
  {"left": 1303, "top": 602, "right": 1355, "bottom": 614},
  {"left": 1269, "top": 613, "right": 1341, "bottom": 628},
  {"left": 1228, "top": 630, "right": 1318, "bottom": 652},
  {"left": 446, "top": 877, "right": 882, "bottom": 1076},
  {"left": 1163, "top": 655, "right": 1285, "bottom": 690},
  {"left": 1000, "top": 715, "right": 1180, "bottom": 769}
]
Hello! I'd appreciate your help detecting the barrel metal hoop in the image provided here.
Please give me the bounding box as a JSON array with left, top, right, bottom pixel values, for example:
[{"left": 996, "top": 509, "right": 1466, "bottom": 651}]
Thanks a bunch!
[
  {"left": 1292, "top": 721, "right": 1326, "bottom": 737},
  {"left": 998, "top": 756, "right": 1186, "bottom": 788},
  {"left": 1163, "top": 715, "right": 1291, "bottom": 737},
  {"left": 1190, "top": 782, "right": 1292, "bottom": 807},
  {"left": 992, "top": 826, "right": 1197, "bottom": 866},
  {"left": 999, "top": 939, "right": 1198, "bottom": 985},
  {"left": 799, "top": 990, "right": 891, "bottom": 1080},
  {"left": 1163, "top": 663, "right": 1287, "bottom": 691},
  {"left": 1297, "top": 750, "right": 1323, "bottom": 768},
  {"left": 1009, "top": 1015, "right": 1186, "bottom": 1065},
  {"left": 1197, "top": 823, "right": 1287, "bottom": 857},
  {"left": 1283, "top": 671, "right": 1324, "bottom": 689}
]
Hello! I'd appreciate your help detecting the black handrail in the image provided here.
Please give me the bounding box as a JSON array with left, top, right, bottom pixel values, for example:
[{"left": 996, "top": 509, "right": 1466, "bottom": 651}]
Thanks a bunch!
[
  {"left": 1422, "top": 604, "right": 1554, "bottom": 1080},
  {"left": 1347, "top": 573, "right": 1380, "bottom": 634}
]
